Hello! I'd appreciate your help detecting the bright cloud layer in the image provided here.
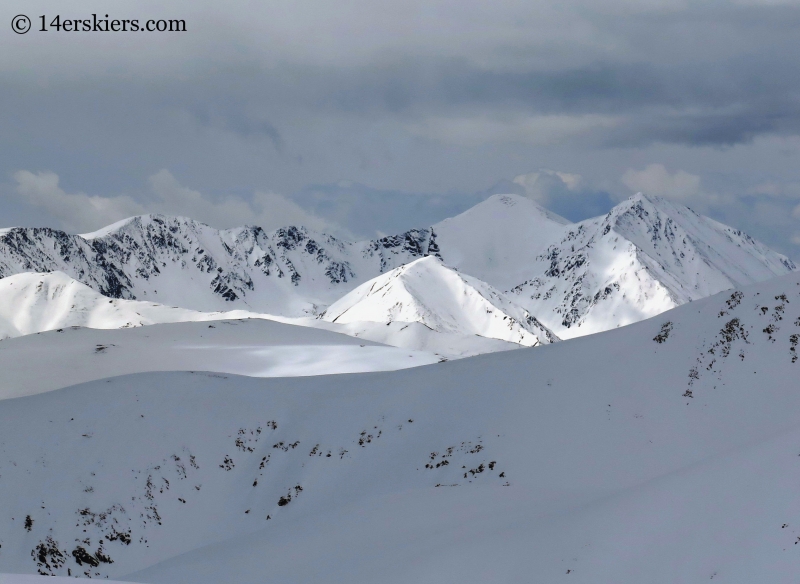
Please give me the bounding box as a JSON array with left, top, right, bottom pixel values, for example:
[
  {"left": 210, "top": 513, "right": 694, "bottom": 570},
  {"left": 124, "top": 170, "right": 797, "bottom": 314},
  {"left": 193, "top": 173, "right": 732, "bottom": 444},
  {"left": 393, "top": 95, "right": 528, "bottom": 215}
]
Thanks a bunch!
[{"left": 12, "top": 169, "right": 346, "bottom": 236}]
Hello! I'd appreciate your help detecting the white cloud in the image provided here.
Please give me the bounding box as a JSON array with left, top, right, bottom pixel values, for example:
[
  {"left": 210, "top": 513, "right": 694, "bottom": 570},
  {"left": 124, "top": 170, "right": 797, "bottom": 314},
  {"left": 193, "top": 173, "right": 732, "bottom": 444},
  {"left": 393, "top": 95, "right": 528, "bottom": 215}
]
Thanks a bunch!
[
  {"left": 749, "top": 181, "right": 800, "bottom": 199},
  {"left": 250, "top": 191, "right": 348, "bottom": 235},
  {"left": 12, "top": 170, "right": 145, "bottom": 233},
  {"left": 621, "top": 164, "right": 702, "bottom": 200},
  {"left": 147, "top": 169, "right": 250, "bottom": 228},
  {"left": 12, "top": 169, "right": 348, "bottom": 237},
  {"left": 512, "top": 170, "right": 583, "bottom": 205},
  {"left": 149, "top": 169, "right": 349, "bottom": 235},
  {"left": 408, "top": 114, "right": 619, "bottom": 147}
]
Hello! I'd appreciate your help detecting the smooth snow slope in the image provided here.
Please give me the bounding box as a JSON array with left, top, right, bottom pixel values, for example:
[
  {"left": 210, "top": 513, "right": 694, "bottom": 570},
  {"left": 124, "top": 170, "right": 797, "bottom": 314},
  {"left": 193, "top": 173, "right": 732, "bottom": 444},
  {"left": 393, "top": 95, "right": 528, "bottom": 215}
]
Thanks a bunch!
[
  {"left": 322, "top": 256, "right": 558, "bottom": 347},
  {"left": 0, "top": 318, "right": 440, "bottom": 401},
  {"left": 310, "top": 319, "right": 524, "bottom": 358},
  {"left": 432, "top": 193, "right": 569, "bottom": 290},
  {"left": 3, "top": 272, "right": 800, "bottom": 581}
]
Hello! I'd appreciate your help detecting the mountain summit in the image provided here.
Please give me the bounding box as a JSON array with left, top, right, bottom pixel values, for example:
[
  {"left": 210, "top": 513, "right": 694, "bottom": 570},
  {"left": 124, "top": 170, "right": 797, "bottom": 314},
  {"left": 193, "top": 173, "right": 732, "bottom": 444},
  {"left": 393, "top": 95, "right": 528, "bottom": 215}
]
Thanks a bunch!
[{"left": 432, "top": 193, "right": 570, "bottom": 290}]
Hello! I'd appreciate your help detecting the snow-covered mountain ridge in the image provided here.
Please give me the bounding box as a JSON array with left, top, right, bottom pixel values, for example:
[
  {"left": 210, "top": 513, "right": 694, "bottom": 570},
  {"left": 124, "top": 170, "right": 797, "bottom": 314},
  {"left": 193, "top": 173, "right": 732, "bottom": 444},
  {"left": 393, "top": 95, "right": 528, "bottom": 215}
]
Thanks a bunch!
[
  {"left": 0, "top": 193, "right": 794, "bottom": 337},
  {"left": 0, "top": 216, "right": 440, "bottom": 315}
]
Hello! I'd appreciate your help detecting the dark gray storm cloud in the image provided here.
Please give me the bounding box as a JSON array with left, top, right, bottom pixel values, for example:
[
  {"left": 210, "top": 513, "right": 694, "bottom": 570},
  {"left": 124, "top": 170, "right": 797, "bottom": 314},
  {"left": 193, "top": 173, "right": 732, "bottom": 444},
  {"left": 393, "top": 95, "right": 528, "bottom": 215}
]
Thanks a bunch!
[{"left": 2, "top": 0, "right": 800, "bottom": 256}]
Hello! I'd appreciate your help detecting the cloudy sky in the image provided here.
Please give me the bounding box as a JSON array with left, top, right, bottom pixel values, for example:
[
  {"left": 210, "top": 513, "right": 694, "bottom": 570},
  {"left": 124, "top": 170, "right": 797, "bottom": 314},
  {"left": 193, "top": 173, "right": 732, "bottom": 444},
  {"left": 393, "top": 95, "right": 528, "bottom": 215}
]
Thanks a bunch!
[{"left": 4, "top": 0, "right": 800, "bottom": 255}]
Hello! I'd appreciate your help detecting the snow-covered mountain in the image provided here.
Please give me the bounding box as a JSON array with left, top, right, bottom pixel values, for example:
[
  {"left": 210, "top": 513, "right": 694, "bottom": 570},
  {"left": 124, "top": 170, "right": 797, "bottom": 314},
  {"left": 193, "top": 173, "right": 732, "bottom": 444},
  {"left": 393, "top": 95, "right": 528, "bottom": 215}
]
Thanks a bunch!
[
  {"left": 0, "top": 217, "right": 440, "bottom": 315},
  {"left": 0, "top": 193, "right": 795, "bottom": 339},
  {"left": 4, "top": 270, "right": 800, "bottom": 581},
  {"left": 432, "top": 194, "right": 570, "bottom": 290},
  {"left": 323, "top": 256, "right": 558, "bottom": 347},
  {"left": 2, "top": 191, "right": 798, "bottom": 583},
  {"left": 0, "top": 271, "right": 261, "bottom": 340},
  {"left": 504, "top": 192, "right": 797, "bottom": 338}
]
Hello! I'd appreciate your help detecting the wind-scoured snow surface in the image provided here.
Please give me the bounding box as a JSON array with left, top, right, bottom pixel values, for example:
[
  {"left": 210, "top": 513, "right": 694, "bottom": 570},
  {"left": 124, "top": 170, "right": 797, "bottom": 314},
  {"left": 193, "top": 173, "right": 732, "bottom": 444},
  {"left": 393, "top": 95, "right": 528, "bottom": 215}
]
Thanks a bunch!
[
  {"left": 3, "top": 272, "right": 800, "bottom": 581},
  {"left": 0, "top": 193, "right": 793, "bottom": 339},
  {"left": 0, "top": 318, "right": 440, "bottom": 401},
  {"left": 323, "top": 256, "right": 558, "bottom": 347}
]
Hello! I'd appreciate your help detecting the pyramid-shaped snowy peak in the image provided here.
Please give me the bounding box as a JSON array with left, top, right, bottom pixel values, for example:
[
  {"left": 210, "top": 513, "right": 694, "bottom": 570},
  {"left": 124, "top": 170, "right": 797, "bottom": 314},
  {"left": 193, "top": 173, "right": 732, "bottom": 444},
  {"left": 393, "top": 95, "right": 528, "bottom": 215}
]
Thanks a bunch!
[
  {"left": 433, "top": 193, "right": 571, "bottom": 290},
  {"left": 323, "top": 256, "right": 558, "bottom": 347}
]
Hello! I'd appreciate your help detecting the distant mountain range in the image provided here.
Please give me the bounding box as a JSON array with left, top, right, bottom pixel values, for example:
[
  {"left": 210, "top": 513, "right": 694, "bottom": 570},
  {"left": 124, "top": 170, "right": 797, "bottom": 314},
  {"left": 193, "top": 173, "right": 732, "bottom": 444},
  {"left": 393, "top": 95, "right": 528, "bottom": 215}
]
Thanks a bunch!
[{"left": 0, "top": 192, "right": 795, "bottom": 342}]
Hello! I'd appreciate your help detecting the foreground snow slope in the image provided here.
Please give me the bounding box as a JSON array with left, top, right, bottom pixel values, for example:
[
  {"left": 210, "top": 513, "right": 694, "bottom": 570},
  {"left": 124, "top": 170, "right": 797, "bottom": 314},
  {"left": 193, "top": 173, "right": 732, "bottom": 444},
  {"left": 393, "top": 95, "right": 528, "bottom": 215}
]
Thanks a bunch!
[
  {"left": 0, "top": 318, "right": 439, "bottom": 401},
  {"left": 323, "top": 256, "right": 558, "bottom": 347},
  {"left": 3, "top": 272, "right": 800, "bottom": 581},
  {"left": 131, "top": 426, "right": 800, "bottom": 584}
]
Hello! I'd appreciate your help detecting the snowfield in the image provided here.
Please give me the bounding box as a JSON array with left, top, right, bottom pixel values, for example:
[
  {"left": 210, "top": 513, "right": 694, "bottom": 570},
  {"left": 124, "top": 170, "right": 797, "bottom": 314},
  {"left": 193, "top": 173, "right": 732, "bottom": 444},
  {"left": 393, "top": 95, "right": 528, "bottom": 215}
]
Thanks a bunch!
[
  {"left": 0, "top": 318, "right": 441, "bottom": 401},
  {"left": 2, "top": 270, "right": 800, "bottom": 582}
]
